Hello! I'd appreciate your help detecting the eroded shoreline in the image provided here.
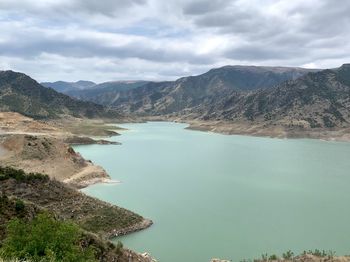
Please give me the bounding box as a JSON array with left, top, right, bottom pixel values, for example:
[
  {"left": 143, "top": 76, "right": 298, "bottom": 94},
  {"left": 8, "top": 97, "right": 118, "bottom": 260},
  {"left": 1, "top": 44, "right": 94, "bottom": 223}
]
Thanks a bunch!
[{"left": 134, "top": 116, "right": 350, "bottom": 142}]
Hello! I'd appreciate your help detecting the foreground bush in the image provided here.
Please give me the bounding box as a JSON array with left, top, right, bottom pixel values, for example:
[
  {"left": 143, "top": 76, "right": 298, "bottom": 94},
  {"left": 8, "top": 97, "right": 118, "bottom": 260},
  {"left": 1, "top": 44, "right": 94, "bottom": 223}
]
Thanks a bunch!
[{"left": 0, "top": 213, "right": 96, "bottom": 262}]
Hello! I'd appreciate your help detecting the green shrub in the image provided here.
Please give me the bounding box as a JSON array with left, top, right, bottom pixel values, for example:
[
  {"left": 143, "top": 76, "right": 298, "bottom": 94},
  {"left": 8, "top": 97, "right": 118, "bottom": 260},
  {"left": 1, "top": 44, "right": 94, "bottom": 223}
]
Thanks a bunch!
[
  {"left": 282, "top": 250, "right": 294, "bottom": 260},
  {"left": 269, "top": 254, "right": 278, "bottom": 260},
  {"left": 14, "top": 200, "right": 25, "bottom": 213},
  {"left": 0, "top": 213, "right": 96, "bottom": 262},
  {"left": 0, "top": 166, "right": 49, "bottom": 182}
]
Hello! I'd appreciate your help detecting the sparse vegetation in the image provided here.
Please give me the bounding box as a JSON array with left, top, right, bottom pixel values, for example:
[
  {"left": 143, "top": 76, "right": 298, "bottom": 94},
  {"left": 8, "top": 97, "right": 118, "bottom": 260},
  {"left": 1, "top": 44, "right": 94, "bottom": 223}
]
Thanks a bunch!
[
  {"left": 255, "top": 250, "right": 338, "bottom": 261},
  {"left": 0, "top": 166, "right": 147, "bottom": 237},
  {"left": 302, "top": 249, "right": 336, "bottom": 258}
]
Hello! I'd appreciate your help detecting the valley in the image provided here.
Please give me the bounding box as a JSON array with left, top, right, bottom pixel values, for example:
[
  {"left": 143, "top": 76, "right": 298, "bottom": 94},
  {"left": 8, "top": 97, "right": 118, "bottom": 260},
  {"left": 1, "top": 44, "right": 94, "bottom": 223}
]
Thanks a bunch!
[
  {"left": 2, "top": 1, "right": 350, "bottom": 261},
  {"left": 1, "top": 63, "right": 350, "bottom": 261},
  {"left": 42, "top": 64, "right": 350, "bottom": 141}
]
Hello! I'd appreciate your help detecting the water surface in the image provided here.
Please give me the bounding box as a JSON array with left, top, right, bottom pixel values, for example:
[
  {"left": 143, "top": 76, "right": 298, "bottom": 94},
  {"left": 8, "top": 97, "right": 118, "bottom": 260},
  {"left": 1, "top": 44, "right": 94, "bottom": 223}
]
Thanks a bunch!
[{"left": 76, "top": 122, "right": 350, "bottom": 262}]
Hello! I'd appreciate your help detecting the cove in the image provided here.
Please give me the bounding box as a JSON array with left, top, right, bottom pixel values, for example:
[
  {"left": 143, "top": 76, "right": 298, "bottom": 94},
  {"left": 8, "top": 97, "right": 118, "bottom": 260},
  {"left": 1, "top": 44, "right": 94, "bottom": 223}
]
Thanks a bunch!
[{"left": 75, "top": 122, "right": 350, "bottom": 262}]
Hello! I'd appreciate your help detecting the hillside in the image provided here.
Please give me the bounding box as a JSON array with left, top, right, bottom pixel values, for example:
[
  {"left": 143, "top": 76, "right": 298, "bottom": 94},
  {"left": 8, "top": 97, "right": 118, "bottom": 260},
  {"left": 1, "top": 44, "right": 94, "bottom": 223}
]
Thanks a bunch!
[
  {"left": 190, "top": 64, "right": 350, "bottom": 129},
  {"left": 0, "top": 167, "right": 152, "bottom": 237},
  {"left": 0, "top": 134, "right": 111, "bottom": 188},
  {"left": 0, "top": 167, "right": 154, "bottom": 262},
  {"left": 110, "top": 66, "right": 317, "bottom": 115},
  {"left": 0, "top": 70, "right": 120, "bottom": 119}
]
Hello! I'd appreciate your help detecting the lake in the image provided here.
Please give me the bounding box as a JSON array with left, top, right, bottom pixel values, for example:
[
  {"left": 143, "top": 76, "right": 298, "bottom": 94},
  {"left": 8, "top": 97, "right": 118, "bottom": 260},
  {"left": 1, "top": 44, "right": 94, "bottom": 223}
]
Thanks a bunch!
[{"left": 75, "top": 122, "right": 350, "bottom": 262}]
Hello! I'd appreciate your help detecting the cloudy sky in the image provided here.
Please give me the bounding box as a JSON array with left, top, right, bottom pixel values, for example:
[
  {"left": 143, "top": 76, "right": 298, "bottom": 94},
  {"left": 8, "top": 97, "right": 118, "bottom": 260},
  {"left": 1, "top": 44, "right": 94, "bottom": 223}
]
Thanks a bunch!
[{"left": 0, "top": 0, "right": 349, "bottom": 82}]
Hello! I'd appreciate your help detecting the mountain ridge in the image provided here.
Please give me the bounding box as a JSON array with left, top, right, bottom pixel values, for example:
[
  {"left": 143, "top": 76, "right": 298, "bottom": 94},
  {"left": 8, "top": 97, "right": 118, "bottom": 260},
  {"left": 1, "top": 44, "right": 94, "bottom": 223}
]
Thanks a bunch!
[
  {"left": 42, "top": 65, "right": 317, "bottom": 110},
  {"left": 0, "top": 70, "right": 121, "bottom": 119},
  {"left": 109, "top": 65, "right": 319, "bottom": 115},
  {"left": 185, "top": 64, "right": 350, "bottom": 129}
]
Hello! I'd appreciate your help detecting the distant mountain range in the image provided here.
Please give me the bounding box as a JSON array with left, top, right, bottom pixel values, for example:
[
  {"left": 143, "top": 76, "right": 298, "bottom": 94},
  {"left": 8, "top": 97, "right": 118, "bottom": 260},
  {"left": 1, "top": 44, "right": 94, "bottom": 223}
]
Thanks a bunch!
[
  {"left": 0, "top": 71, "right": 121, "bottom": 119},
  {"left": 41, "top": 80, "right": 149, "bottom": 105},
  {"left": 41, "top": 80, "right": 97, "bottom": 93},
  {"left": 43, "top": 66, "right": 317, "bottom": 111},
  {"left": 45, "top": 64, "right": 348, "bottom": 130},
  {"left": 2, "top": 64, "right": 350, "bottom": 130},
  {"left": 109, "top": 66, "right": 318, "bottom": 115}
]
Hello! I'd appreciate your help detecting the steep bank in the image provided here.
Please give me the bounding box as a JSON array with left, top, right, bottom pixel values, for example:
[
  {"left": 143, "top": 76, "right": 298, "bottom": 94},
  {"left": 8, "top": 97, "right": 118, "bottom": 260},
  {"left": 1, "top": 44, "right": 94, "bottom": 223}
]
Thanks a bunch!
[
  {"left": 0, "top": 167, "right": 155, "bottom": 262},
  {"left": 0, "top": 167, "right": 152, "bottom": 237}
]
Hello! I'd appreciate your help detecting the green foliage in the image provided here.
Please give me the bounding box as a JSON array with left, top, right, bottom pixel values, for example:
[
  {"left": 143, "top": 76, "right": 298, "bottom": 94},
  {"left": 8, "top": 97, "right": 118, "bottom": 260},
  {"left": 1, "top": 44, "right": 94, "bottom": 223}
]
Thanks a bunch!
[
  {"left": 14, "top": 200, "right": 25, "bottom": 213},
  {"left": 303, "top": 249, "right": 335, "bottom": 258},
  {"left": 0, "top": 213, "right": 96, "bottom": 262},
  {"left": 0, "top": 166, "right": 49, "bottom": 182},
  {"left": 268, "top": 254, "right": 278, "bottom": 260},
  {"left": 282, "top": 250, "right": 294, "bottom": 260}
]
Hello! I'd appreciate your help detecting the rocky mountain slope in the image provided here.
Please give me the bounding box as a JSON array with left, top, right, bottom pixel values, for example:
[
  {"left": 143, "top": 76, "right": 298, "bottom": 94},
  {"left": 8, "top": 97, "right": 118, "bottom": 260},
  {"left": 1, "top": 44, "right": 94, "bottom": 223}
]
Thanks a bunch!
[
  {"left": 0, "top": 70, "right": 120, "bottom": 119},
  {"left": 190, "top": 64, "right": 350, "bottom": 129},
  {"left": 45, "top": 66, "right": 315, "bottom": 111},
  {"left": 110, "top": 66, "right": 317, "bottom": 115}
]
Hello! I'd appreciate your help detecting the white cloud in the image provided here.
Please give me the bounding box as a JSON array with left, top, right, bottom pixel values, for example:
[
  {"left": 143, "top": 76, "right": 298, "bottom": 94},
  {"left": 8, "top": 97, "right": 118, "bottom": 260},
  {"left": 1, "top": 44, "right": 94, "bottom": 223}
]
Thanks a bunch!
[{"left": 0, "top": 0, "right": 349, "bottom": 82}]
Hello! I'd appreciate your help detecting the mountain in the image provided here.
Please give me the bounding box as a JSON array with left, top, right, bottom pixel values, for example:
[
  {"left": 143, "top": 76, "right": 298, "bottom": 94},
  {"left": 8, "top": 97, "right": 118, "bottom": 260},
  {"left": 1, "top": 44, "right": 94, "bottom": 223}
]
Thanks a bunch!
[
  {"left": 112, "top": 66, "right": 317, "bottom": 115},
  {"left": 0, "top": 70, "right": 120, "bottom": 119},
  {"left": 41, "top": 80, "right": 96, "bottom": 93},
  {"left": 190, "top": 64, "right": 350, "bottom": 129},
  {"left": 67, "top": 80, "right": 149, "bottom": 105}
]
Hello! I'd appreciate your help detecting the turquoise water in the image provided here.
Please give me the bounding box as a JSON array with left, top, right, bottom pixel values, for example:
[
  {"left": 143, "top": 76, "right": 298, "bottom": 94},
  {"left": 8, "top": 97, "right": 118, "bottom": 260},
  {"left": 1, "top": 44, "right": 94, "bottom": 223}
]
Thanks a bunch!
[{"left": 76, "top": 122, "right": 350, "bottom": 262}]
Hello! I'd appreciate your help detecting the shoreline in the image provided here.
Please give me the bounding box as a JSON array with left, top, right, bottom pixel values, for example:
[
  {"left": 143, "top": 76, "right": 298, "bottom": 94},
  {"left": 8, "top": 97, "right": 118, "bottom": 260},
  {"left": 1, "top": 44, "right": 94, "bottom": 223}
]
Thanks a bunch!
[
  {"left": 185, "top": 122, "right": 350, "bottom": 142},
  {"left": 107, "top": 219, "right": 153, "bottom": 239},
  {"left": 130, "top": 116, "right": 350, "bottom": 142}
]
